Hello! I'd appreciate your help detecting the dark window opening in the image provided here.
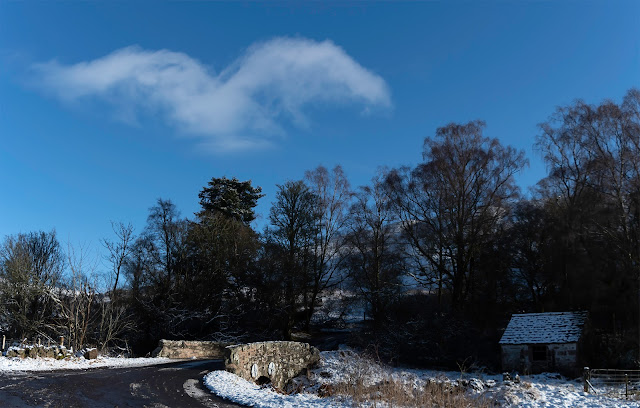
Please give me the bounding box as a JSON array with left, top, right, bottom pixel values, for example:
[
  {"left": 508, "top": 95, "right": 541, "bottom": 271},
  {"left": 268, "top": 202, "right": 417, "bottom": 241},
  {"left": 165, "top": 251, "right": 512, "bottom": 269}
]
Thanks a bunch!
[
  {"left": 256, "top": 376, "right": 271, "bottom": 386},
  {"left": 531, "top": 345, "right": 547, "bottom": 361}
]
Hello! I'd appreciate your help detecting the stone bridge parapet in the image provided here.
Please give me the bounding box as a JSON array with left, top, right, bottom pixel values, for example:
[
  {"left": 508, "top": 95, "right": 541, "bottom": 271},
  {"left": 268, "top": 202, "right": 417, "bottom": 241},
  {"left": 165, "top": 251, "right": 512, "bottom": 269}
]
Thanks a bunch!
[
  {"left": 152, "top": 340, "right": 230, "bottom": 359},
  {"left": 224, "top": 341, "right": 320, "bottom": 389}
]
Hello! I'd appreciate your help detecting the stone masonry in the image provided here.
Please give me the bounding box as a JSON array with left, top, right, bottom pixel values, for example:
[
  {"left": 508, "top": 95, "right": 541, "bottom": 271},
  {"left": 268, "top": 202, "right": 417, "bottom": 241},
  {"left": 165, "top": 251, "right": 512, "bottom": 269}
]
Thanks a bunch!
[
  {"left": 152, "top": 340, "right": 230, "bottom": 359},
  {"left": 224, "top": 341, "right": 320, "bottom": 390},
  {"left": 5, "top": 345, "right": 72, "bottom": 359}
]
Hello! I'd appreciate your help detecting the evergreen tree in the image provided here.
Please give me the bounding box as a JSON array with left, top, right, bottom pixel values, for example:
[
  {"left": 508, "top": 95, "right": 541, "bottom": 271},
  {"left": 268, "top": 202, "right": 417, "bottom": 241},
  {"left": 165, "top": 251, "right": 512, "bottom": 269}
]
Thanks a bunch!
[{"left": 198, "top": 177, "right": 264, "bottom": 224}]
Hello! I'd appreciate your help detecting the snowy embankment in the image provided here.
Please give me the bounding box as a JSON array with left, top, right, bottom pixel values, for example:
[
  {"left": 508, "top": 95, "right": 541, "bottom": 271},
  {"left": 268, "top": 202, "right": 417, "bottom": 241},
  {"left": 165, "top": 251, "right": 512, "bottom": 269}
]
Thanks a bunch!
[
  {"left": 204, "top": 349, "right": 638, "bottom": 408},
  {"left": 205, "top": 370, "right": 344, "bottom": 408},
  {"left": 0, "top": 355, "right": 172, "bottom": 372},
  {"left": 482, "top": 372, "right": 639, "bottom": 408}
]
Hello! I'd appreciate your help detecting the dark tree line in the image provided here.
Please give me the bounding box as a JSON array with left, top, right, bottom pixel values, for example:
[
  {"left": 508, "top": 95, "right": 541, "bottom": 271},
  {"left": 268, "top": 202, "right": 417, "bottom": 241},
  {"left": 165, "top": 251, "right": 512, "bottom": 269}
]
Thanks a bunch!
[{"left": 1, "top": 90, "right": 638, "bottom": 368}]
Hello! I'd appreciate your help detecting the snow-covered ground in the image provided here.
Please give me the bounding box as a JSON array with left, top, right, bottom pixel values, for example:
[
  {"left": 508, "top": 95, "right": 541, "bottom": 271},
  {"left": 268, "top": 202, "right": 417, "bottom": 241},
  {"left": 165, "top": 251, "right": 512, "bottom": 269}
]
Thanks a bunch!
[
  {"left": 0, "top": 355, "right": 172, "bottom": 372},
  {"left": 204, "top": 349, "right": 640, "bottom": 408},
  {"left": 205, "top": 371, "right": 342, "bottom": 408},
  {"left": 312, "top": 289, "right": 366, "bottom": 327}
]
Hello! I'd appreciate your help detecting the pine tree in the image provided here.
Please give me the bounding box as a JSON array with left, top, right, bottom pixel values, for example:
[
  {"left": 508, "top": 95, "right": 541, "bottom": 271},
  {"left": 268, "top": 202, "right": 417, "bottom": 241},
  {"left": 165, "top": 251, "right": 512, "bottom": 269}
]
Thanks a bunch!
[{"left": 198, "top": 177, "right": 264, "bottom": 224}]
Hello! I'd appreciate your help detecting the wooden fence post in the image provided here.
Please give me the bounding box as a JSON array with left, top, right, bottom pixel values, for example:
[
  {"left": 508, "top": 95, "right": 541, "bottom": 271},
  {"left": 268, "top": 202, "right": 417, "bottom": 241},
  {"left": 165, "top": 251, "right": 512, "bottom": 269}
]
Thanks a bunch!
[
  {"left": 583, "top": 367, "right": 590, "bottom": 393},
  {"left": 625, "top": 374, "right": 629, "bottom": 400}
]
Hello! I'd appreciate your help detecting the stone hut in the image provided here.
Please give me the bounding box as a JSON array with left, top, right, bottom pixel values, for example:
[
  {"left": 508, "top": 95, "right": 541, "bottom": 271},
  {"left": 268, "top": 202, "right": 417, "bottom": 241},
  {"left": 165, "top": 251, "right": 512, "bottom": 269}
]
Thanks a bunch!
[{"left": 500, "top": 311, "right": 588, "bottom": 375}]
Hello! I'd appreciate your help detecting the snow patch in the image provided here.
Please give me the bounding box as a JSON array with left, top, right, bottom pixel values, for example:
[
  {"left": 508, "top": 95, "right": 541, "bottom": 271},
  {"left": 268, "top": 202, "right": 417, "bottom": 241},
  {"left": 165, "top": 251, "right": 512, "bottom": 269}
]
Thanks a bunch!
[
  {"left": 0, "top": 356, "right": 172, "bottom": 372},
  {"left": 204, "top": 370, "right": 350, "bottom": 408}
]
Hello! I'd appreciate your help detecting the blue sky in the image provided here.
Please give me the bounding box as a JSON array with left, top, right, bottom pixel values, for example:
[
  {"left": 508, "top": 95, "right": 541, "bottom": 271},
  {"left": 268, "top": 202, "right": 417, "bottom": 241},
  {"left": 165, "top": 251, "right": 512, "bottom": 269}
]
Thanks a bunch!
[{"left": 1, "top": 1, "right": 638, "bottom": 259}]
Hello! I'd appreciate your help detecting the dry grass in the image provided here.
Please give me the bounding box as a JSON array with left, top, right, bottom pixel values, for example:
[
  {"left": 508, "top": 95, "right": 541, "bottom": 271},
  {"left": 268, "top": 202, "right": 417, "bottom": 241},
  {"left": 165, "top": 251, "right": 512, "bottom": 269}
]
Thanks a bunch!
[
  {"left": 329, "top": 378, "right": 491, "bottom": 407},
  {"left": 308, "top": 351, "right": 491, "bottom": 407}
]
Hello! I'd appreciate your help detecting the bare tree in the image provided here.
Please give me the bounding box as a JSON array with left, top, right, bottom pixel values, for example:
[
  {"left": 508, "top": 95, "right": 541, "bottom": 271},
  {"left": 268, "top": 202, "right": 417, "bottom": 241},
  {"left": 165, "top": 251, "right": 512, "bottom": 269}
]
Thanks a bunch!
[
  {"left": 346, "top": 173, "right": 403, "bottom": 330},
  {"left": 120, "top": 199, "right": 198, "bottom": 341},
  {"left": 268, "top": 180, "right": 318, "bottom": 338},
  {"left": 386, "top": 120, "right": 526, "bottom": 309},
  {"left": 145, "top": 198, "right": 187, "bottom": 290},
  {"left": 535, "top": 88, "right": 640, "bottom": 316},
  {"left": 304, "top": 165, "right": 353, "bottom": 329},
  {"left": 0, "top": 230, "right": 64, "bottom": 339},
  {"left": 99, "top": 222, "right": 136, "bottom": 352},
  {"left": 507, "top": 199, "right": 556, "bottom": 311},
  {"left": 50, "top": 242, "right": 98, "bottom": 351},
  {"left": 102, "top": 222, "right": 135, "bottom": 297}
]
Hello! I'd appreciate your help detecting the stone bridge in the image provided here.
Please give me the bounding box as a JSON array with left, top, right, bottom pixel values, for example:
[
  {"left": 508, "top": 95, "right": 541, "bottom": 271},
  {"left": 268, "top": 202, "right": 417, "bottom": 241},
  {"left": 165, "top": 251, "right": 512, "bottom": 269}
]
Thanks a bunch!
[
  {"left": 153, "top": 339, "right": 320, "bottom": 389},
  {"left": 224, "top": 341, "right": 320, "bottom": 389},
  {"left": 152, "top": 340, "right": 230, "bottom": 359}
]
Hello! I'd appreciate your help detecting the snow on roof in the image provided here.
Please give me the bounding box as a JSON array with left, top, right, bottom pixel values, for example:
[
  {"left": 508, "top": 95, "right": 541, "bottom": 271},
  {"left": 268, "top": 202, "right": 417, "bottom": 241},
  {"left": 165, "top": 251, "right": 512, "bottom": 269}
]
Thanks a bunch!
[{"left": 499, "top": 311, "right": 588, "bottom": 345}]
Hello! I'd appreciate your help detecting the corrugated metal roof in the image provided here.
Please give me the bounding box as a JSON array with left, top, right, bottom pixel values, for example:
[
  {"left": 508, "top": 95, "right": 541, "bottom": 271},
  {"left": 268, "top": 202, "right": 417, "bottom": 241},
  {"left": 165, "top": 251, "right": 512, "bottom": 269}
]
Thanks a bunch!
[{"left": 499, "top": 311, "right": 587, "bottom": 345}]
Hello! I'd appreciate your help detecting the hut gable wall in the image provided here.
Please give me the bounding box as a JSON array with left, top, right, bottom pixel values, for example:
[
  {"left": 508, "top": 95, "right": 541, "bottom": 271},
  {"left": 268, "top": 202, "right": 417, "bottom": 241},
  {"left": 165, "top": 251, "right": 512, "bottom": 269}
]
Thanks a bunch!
[{"left": 501, "top": 344, "right": 527, "bottom": 371}]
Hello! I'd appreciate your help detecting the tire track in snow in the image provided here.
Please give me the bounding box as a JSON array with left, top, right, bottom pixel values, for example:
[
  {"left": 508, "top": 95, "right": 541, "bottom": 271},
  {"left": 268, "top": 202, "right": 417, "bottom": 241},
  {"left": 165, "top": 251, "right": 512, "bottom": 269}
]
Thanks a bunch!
[{"left": 184, "top": 378, "right": 221, "bottom": 407}]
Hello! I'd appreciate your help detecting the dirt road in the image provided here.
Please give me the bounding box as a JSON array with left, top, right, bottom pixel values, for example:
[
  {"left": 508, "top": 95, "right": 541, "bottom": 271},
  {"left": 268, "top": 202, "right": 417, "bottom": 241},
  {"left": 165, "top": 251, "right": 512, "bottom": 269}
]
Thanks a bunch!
[{"left": 0, "top": 359, "right": 244, "bottom": 408}]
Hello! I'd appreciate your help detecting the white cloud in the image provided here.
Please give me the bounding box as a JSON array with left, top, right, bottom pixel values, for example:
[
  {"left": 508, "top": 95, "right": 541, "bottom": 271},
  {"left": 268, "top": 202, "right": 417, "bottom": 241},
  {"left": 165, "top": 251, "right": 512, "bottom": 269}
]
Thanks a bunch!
[{"left": 32, "top": 38, "right": 391, "bottom": 151}]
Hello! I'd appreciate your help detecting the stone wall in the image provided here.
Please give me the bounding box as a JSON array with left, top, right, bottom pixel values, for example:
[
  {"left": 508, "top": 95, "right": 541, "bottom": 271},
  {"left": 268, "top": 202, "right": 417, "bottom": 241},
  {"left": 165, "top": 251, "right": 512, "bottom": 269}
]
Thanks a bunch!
[
  {"left": 545, "top": 343, "right": 578, "bottom": 373},
  {"left": 501, "top": 342, "right": 579, "bottom": 375},
  {"left": 501, "top": 344, "right": 526, "bottom": 372},
  {"left": 224, "top": 341, "right": 320, "bottom": 389},
  {"left": 5, "top": 345, "right": 71, "bottom": 359},
  {"left": 152, "top": 340, "right": 230, "bottom": 359}
]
